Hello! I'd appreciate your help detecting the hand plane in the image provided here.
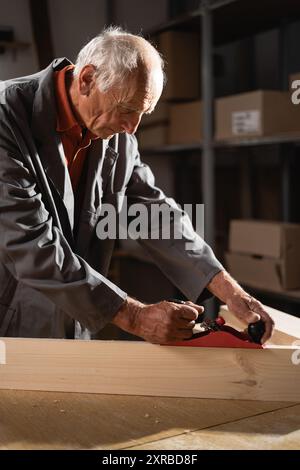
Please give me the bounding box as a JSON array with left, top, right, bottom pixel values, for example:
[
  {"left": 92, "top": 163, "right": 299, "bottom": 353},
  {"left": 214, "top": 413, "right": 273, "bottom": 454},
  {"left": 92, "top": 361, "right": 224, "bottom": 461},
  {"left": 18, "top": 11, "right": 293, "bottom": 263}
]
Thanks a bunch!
[{"left": 165, "top": 299, "right": 266, "bottom": 349}]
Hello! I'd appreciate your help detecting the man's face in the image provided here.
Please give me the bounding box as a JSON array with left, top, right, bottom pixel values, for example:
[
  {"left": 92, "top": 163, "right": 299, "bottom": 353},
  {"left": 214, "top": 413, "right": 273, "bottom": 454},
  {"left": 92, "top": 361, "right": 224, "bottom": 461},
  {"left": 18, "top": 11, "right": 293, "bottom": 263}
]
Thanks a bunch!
[{"left": 75, "top": 65, "right": 162, "bottom": 139}]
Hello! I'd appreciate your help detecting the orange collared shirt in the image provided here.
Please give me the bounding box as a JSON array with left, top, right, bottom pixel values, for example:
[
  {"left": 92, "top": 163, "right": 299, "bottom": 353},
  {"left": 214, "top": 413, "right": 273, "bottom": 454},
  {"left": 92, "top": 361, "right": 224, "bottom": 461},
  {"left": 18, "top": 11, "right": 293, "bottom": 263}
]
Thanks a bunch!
[{"left": 54, "top": 65, "right": 100, "bottom": 191}]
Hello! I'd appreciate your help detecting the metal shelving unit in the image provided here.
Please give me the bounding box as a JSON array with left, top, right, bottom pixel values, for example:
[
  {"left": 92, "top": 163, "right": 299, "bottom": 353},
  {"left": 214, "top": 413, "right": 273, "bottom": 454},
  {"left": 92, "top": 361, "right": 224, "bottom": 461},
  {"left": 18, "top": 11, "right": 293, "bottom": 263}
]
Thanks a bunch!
[
  {"left": 0, "top": 41, "right": 31, "bottom": 59},
  {"left": 0, "top": 41, "right": 30, "bottom": 50},
  {"left": 143, "top": 0, "right": 300, "bottom": 247},
  {"left": 146, "top": 0, "right": 300, "bottom": 46},
  {"left": 141, "top": 132, "right": 300, "bottom": 155},
  {"left": 138, "top": 0, "right": 300, "bottom": 311}
]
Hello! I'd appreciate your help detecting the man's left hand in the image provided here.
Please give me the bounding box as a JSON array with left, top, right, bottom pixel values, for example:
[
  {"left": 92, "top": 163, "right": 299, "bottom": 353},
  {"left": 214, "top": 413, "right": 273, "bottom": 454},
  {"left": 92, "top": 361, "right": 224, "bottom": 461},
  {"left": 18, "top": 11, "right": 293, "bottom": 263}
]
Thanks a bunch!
[
  {"left": 208, "top": 270, "right": 275, "bottom": 344},
  {"left": 226, "top": 291, "right": 274, "bottom": 344}
]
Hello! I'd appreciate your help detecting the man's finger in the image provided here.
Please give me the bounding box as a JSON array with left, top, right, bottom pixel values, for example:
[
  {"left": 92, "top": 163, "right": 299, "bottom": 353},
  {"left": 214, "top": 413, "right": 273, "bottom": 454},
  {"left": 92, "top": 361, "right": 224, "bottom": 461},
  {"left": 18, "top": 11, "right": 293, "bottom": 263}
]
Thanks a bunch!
[
  {"left": 260, "top": 315, "right": 275, "bottom": 344},
  {"left": 176, "top": 319, "right": 196, "bottom": 329},
  {"left": 251, "top": 303, "right": 275, "bottom": 343},
  {"left": 183, "top": 301, "right": 204, "bottom": 318},
  {"left": 242, "top": 310, "right": 261, "bottom": 325},
  {"left": 185, "top": 301, "right": 204, "bottom": 313},
  {"left": 261, "top": 327, "right": 271, "bottom": 344},
  {"left": 177, "top": 305, "right": 200, "bottom": 321}
]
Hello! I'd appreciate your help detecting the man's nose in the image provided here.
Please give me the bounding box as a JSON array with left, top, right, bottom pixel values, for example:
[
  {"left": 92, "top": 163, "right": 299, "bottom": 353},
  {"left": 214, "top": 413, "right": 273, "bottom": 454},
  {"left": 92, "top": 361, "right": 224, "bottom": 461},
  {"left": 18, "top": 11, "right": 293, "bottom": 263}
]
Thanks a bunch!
[{"left": 122, "top": 114, "right": 141, "bottom": 134}]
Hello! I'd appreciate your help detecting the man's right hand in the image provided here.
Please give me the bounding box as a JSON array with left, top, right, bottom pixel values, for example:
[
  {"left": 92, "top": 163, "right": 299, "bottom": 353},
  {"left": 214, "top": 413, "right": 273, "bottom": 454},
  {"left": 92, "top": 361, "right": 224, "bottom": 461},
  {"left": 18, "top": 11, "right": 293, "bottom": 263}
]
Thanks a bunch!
[{"left": 112, "top": 297, "right": 204, "bottom": 344}]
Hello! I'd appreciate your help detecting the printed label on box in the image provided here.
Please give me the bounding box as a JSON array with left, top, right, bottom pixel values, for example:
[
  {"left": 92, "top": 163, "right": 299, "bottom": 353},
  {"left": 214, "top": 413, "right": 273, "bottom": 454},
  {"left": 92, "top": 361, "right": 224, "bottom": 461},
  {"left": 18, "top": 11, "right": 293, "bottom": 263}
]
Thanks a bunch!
[{"left": 232, "top": 110, "right": 261, "bottom": 135}]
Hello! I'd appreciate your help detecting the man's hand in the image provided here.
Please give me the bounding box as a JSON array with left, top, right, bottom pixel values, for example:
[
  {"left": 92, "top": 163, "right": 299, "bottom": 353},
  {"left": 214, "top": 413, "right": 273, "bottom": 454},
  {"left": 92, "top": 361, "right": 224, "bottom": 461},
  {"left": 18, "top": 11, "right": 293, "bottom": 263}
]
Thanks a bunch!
[
  {"left": 112, "top": 297, "right": 204, "bottom": 344},
  {"left": 226, "top": 291, "right": 274, "bottom": 343},
  {"left": 208, "top": 270, "right": 275, "bottom": 344}
]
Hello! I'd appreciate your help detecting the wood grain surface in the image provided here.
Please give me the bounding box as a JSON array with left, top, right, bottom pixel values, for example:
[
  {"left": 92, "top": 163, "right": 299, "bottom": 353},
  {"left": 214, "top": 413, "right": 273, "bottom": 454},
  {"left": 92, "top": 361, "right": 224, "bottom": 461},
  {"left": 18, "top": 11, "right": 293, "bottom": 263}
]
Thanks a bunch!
[{"left": 0, "top": 389, "right": 296, "bottom": 450}]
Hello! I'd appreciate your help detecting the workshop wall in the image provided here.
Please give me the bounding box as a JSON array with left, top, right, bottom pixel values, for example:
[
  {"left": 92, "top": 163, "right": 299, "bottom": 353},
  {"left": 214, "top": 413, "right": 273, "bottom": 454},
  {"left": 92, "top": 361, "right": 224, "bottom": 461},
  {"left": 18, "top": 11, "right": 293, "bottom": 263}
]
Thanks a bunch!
[
  {"left": 0, "top": 0, "right": 38, "bottom": 80},
  {"left": 48, "top": 0, "right": 107, "bottom": 62},
  {"left": 112, "top": 0, "right": 168, "bottom": 34}
]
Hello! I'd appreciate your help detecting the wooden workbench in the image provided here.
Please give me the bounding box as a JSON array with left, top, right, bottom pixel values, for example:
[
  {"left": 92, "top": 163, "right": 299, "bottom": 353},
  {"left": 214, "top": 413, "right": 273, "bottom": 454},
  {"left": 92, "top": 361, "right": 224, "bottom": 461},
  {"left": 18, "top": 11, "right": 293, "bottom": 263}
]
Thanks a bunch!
[
  {"left": 0, "top": 389, "right": 299, "bottom": 450},
  {"left": 1, "top": 305, "right": 299, "bottom": 449}
]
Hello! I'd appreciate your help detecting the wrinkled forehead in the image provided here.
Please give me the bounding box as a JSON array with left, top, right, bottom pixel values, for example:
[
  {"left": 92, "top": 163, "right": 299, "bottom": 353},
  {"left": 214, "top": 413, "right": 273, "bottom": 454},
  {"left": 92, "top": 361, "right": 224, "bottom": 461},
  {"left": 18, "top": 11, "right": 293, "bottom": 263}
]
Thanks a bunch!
[
  {"left": 136, "top": 63, "right": 164, "bottom": 93},
  {"left": 122, "top": 66, "right": 163, "bottom": 109}
]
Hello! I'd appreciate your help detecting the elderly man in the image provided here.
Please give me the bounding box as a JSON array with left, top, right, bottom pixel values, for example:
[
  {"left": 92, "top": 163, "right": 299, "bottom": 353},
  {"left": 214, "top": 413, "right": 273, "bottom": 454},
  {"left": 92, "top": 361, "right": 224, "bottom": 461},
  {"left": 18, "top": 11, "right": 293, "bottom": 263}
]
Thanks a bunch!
[{"left": 0, "top": 27, "right": 273, "bottom": 343}]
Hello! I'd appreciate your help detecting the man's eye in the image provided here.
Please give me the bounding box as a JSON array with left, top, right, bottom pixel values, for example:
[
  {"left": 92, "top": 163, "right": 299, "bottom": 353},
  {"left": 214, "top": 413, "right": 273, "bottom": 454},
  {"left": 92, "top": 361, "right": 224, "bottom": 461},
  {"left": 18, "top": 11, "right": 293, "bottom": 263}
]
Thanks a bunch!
[{"left": 119, "top": 106, "right": 133, "bottom": 114}]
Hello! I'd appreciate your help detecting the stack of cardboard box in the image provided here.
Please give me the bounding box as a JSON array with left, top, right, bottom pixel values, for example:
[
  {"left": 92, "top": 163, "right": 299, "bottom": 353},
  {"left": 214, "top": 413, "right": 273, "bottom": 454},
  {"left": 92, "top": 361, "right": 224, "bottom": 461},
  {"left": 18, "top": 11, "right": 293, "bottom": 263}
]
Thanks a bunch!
[
  {"left": 142, "top": 67, "right": 300, "bottom": 148},
  {"left": 226, "top": 219, "right": 300, "bottom": 292},
  {"left": 138, "top": 101, "right": 170, "bottom": 148},
  {"left": 215, "top": 88, "right": 300, "bottom": 141},
  {"left": 169, "top": 100, "right": 203, "bottom": 145},
  {"left": 138, "top": 30, "right": 200, "bottom": 149}
]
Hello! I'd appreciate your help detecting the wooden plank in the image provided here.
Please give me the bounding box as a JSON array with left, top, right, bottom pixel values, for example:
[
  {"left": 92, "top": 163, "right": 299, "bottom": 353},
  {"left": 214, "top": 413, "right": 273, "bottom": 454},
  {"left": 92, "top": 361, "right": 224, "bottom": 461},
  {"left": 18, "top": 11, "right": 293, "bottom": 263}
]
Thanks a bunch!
[
  {"left": 0, "top": 336, "right": 299, "bottom": 401},
  {"left": 262, "top": 305, "right": 300, "bottom": 338},
  {"left": 0, "top": 389, "right": 292, "bottom": 450},
  {"left": 131, "top": 403, "right": 300, "bottom": 450}
]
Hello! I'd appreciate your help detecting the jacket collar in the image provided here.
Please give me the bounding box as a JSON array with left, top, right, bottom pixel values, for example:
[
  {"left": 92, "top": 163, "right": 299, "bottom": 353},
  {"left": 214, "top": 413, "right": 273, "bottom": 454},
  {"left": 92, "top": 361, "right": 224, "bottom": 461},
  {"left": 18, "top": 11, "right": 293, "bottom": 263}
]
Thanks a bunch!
[
  {"left": 31, "top": 58, "right": 75, "bottom": 228},
  {"left": 31, "top": 58, "right": 119, "bottom": 232}
]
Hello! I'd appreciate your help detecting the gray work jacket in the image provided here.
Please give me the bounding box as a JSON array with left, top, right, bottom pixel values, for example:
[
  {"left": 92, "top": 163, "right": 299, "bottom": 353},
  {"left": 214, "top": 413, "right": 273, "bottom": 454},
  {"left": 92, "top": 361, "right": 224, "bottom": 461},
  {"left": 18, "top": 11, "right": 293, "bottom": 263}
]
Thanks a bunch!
[{"left": 0, "top": 58, "right": 223, "bottom": 338}]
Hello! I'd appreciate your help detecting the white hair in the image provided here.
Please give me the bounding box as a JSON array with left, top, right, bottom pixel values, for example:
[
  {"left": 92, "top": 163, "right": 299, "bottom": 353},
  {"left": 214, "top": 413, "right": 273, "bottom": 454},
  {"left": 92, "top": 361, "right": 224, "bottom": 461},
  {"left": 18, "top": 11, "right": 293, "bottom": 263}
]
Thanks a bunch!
[{"left": 73, "top": 26, "right": 165, "bottom": 92}]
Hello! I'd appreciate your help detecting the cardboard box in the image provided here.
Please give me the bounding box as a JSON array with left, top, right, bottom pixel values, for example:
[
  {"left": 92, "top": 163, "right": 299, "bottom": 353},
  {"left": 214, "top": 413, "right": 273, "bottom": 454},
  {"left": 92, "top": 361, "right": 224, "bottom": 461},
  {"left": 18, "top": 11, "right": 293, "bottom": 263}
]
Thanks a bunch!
[
  {"left": 141, "top": 101, "right": 169, "bottom": 127},
  {"left": 138, "top": 124, "right": 168, "bottom": 149},
  {"left": 157, "top": 31, "right": 200, "bottom": 101},
  {"left": 227, "top": 220, "right": 300, "bottom": 289},
  {"left": 169, "top": 100, "right": 202, "bottom": 144},
  {"left": 215, "top": 90, "right": 300, "bottom": 140},
  {"left": 229, "top": 220, "right": 282, "bottom": 257},
  {"left": 226, "top": 252, "right": 285, "bottom": 291}
]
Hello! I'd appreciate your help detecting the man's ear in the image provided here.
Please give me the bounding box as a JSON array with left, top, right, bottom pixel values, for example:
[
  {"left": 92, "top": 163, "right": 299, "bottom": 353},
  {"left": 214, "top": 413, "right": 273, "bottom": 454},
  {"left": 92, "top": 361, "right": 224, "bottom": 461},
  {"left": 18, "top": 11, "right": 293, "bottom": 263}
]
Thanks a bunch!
[{"left": 78, "top": 65, "right": 97, "bottom": 96}]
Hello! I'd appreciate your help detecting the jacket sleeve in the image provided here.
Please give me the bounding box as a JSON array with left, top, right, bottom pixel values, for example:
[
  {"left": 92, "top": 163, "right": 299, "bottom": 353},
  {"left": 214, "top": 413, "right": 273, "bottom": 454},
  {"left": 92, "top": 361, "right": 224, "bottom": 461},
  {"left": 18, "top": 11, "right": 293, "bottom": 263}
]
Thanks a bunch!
[
  {"left": 0, "top": 120, "right": 126, "bottom": 333},
  {"left": 124, "top": 134, "right": 224, "bottom": 302}
]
